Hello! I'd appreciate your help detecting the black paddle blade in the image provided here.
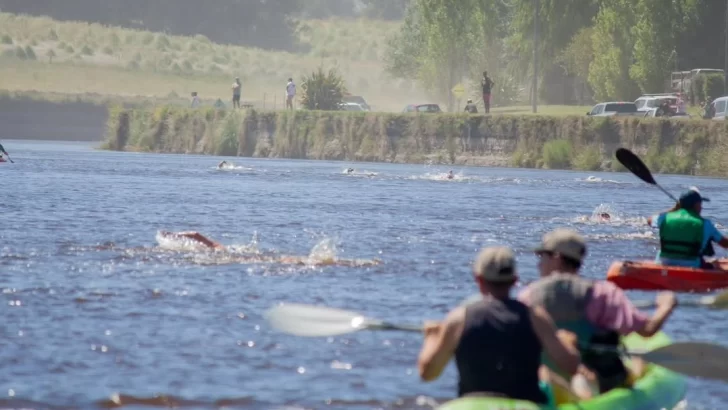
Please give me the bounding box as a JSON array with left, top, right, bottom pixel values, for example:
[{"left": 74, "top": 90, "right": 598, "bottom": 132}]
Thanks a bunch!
[{"left": 615, "top": 148, "right": 656, "bottom": 185}]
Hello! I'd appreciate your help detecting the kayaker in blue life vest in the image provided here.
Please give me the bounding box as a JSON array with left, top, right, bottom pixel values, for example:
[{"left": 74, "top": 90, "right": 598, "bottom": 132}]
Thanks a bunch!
[
  {"left": 518, "top": 228, "right": 677, "bottom": 403},
  {"left": 647, "top": 187, "right": 728, "bottom": 269},
  {"left": 418, "top": 246, "right": 581, "bottom": 405}
]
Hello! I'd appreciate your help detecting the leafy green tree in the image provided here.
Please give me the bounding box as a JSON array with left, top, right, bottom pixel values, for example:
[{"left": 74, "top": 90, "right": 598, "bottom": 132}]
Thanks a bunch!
[
  {"left": 630, "top": 0, "right": 695, "bottom": 93},
  {"left": 588, "top": 0, "right": 640, "bottom": 100}
]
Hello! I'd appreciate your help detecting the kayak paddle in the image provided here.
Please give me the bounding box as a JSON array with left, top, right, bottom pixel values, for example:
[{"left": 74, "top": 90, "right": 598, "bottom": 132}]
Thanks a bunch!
[
  {"left": 633, "top": 288, "right": 728, "bottom": 310},
  {"left": 264, "top": 303, "right": 422, "bottom": 337},
  {"left": 590, "top": 341, "right": 728, "bottom": 383},
  {"left": 265, "top": 302, "right": 728, "bottom": 382},
  {"left": 615, "top": 148, "right": 677, "bottom": 202}
]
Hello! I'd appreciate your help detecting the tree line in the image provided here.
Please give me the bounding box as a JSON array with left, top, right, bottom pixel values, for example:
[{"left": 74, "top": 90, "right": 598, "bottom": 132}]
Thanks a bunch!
[
  {"left": 384, "top": 0, "right": 725, "bottom": 106},
  {"left": 0, "top": 0, "right": 410, "bottom": 50}
]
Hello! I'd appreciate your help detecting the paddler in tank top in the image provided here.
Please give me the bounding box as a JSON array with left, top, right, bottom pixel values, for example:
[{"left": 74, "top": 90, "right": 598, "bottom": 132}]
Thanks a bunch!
[
  {"left": 518, "top": 228, "right": 677, "bottom": 402},
  {"left": 417, "top": 246, "right": 581, "bottom": 405},
  {"left": 647, "top": 187, "right": 728, "bottom": 269}
]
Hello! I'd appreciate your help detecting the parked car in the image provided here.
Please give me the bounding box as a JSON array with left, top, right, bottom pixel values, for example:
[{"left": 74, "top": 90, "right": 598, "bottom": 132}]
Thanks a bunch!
[
  {"left": 634, "top": 95, "right": 678, "bottom": 113},
  {"left": 339, "top": 102, "right": 367, "bottom": 112},
  {"left": 403, "top": 104, "right": 442, "bottom": 113},
  {"left": 707, "top": 96, "right": 728, "bottom": 120},
  {"left": 643, "top": 109, "right": 691, "bottom": 119},
  {"left": 586, "top": 102, "right": 640, "bottom": 116},
  {"left": 342, "top": 95, "right": 371, "bottom": 111}
]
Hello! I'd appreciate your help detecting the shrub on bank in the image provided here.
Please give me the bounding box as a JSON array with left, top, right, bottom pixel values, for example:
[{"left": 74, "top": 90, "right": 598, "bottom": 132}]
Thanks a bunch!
[
  {"left": 103, "top": 106, "right": 728, "bottom": 177},
  {"left": 542, "top": 139, "right": 572, "bottom": 169}
]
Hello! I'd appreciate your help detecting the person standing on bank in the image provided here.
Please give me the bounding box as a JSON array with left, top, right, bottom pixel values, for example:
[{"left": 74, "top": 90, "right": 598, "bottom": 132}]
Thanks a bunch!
[
  {"left": 232, "top": 77, "right": 242, "bottom": 109},
  {"left": 481, "top": 71, "right": 495, "bottom": 114},
  {"left": 286, "top": 78, "right": 296, "bottom": 111}
]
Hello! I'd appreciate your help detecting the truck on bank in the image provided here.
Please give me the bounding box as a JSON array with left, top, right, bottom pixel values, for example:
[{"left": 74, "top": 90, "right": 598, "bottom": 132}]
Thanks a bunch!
[{"left": 670, "top": 68, "right": 724, "bottom": 95}]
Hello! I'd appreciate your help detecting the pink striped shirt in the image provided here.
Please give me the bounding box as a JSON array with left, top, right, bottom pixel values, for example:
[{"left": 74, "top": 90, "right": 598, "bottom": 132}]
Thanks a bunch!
[{"left": 518, "top": 280, "right": 649, "bottom": 335}]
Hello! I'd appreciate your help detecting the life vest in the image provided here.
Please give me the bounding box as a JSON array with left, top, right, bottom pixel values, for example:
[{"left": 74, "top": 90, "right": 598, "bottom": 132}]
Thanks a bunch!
[{"left": 658, "top": 209, "right": 704, "bottom": 260}]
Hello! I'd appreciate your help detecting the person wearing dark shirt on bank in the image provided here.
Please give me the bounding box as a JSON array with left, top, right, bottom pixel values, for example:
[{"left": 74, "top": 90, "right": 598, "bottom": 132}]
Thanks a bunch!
[
  {"left": 481, "top": 71, "right": 495, "bottom": 114},
  {"left": 464, "top": 99, "right": 478, "bottom": 114}
]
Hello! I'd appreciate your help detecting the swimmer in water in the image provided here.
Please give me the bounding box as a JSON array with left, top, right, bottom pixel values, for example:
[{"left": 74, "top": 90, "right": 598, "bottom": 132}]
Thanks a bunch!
[
  {"left": 447, "top": 170, "right": 454, "bottom": 180},
  {"left": 599, "top": 213, "right": 611, "bottom": 221},
  {"left": 218, "top": 161, "right": 228, "bottom": 169},
  {"left": 159, "top": 231, "right": 225, "bottom": 250},
  {"left": 346, "top": 168, "right": 355, "bottom": 174}
]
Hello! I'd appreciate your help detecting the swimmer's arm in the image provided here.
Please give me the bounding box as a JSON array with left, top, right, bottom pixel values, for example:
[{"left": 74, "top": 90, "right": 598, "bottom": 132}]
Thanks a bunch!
[
  {"left": 418, "top": 307, "right": 465, "bottom": 381},
  {"left": 530, "top": 306, "right": 580, "bottom": 376}
]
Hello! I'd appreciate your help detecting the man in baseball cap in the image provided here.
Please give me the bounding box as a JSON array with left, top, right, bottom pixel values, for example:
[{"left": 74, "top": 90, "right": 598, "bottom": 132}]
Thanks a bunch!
[
  {"left": 518, "top": 228, "right": 677, "bottom": 402},
  {"left": 417, "top": 246, "right": 580, "bottom": 405},
  {"left": 647, "top": 186, "right": 728, "bottom": 268}
]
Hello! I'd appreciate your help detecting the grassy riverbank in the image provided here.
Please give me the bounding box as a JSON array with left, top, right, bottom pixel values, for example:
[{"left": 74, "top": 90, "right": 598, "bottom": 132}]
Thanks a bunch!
[
  {"left": 0, "top": 12, "right": 423, "bottom": 112},
  {"left": 102, "top": 106, "right": 728, "bottom": 177}
]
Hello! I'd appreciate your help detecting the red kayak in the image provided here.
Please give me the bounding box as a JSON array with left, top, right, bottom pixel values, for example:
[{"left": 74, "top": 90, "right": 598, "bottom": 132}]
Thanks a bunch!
[
  {"left": 0, "top": 158, "right": 6, "bottom": 163},
  {"left": 607, "top": 259, "right": 728, "bottom": 292}
]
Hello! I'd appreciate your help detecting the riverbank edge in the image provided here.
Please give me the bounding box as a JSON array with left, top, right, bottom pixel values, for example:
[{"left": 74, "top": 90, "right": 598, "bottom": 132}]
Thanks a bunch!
[{"left": 102, "top": 106, "right": 728, "bottom": 177}]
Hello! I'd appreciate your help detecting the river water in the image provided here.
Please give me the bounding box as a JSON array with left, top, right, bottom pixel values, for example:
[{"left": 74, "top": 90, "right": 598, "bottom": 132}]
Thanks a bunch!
[{"left": 1, "top": 140, "right": 727, "bottom": 409}]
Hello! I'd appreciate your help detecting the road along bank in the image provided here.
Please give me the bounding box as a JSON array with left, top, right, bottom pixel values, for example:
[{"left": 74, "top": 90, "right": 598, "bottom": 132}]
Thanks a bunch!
[{"left": 101, "top": 106, "right": 728, "bottom": 177}]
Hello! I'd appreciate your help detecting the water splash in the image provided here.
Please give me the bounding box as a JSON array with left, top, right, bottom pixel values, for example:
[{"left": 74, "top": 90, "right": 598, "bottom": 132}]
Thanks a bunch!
[
  {"left": 155, "top": 231, "right": 216, "bottom": 252},
  {"left": 342, "top": 168, "right": 378, "bottom": 177},
  {"left": 154, "top": 231, "right": 379, "bottom": 269},
  {"left": 579, "top": 175, "right": 621, "bottom": 184},
  {"left": 215, "top": 161, "right": 254, "bottom": 171},
  {"left": 409, "top": 171, "right": 467, "bottom": 182},
  {"left": 571, "top": 204, "right": 648, "bottom": 227},
  {"left": 227, "top": 231, "right": 261, "bottom": 254},
  {"left": 304, "top": 237, "right": 339, "bottom": 264}
]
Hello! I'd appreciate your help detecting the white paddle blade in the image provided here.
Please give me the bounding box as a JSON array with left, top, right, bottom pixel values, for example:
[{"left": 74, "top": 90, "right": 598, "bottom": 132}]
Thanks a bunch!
[
  {"left": 701, "top": 290, "right": 728, "bottom": 308},
  {"left": 641, "top": 342, "right": 728, "bottom": 382},
  {"left": 264, "top": 303, "right": 368, "bottom": 337}
]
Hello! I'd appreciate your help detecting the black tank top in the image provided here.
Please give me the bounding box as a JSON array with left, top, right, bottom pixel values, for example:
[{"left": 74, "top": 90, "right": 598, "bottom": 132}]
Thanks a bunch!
[{"left": 454, "top": 298, "right": 547, "bottom": 404}]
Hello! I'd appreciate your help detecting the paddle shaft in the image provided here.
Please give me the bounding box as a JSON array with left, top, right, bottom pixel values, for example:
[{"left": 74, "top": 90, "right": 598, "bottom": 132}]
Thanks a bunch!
[
  {"left": 368, "top": 321, "right": 423, "bottom": 332},
  {"left": 655, "top": 184, "right": 678, "bottom": 203}
]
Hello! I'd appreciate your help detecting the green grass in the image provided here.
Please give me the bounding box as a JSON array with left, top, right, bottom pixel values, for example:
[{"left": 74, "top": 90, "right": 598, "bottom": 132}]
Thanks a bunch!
[
  {"left": 0, "top": 12, "right": 419, "bottom": 111},
  {"left": 490, "top": 105, "right": 594, "bottom": 117}
]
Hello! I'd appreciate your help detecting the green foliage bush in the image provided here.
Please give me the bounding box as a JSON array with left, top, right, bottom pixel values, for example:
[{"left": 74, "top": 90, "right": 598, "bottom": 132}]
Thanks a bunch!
[
  {"left": 703, "top": 74, "right": 724, "bottom": 102},
  {"left": 542, "top": 139, "right": 573, "bottom": 169},
  {"left": 300, "top": 66, "right": 347, "bottom": 110}
]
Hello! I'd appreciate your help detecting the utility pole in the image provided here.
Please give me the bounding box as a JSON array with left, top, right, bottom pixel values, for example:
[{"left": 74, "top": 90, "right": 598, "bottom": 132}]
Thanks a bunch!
[
  {"left": 724, "top": 0, "right": 728, "bottom": 95},
  {"left": 532, "top": 0, "right": 539, "bottom": 113}
]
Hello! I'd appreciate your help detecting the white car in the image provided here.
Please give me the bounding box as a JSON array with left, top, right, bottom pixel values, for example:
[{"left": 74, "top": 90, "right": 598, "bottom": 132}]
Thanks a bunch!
[
  {"left": 339, "top": 102, "right": 367, "bottom": 112},
  {"left": 634, "top": 95, "right": 678, "bottom": 113},
  {"left": 586, "top": 102, "right": 641, "bottom": 117}
]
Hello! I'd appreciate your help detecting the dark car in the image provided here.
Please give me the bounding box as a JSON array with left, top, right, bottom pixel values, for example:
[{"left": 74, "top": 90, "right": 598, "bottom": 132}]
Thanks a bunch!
[
  {"left": 403, "top": 104, "right": 442, "bottom": 113},
  {"left": 342, "top": 95, "right": 371, "bottom": 111}
]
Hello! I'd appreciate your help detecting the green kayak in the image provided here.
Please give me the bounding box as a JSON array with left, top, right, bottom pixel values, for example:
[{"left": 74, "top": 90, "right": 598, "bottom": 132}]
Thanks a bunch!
[{"left": 437, "top": 332, "right": 686, "bottom": 410}]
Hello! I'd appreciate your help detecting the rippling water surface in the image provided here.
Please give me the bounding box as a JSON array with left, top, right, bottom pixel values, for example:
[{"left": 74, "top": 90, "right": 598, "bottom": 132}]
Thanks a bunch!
[{"left": 2, "top": 140, "right": 728, "bottom": 409}]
